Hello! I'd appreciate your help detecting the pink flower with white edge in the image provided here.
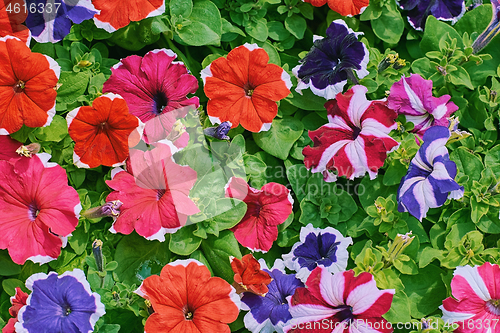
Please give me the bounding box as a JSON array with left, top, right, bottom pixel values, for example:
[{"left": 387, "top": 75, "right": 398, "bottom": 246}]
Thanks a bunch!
[
  {"left": 440, "top": 262, "right": 500, "bottom": 333},
  {"left": 106, "top": 143, "right": 199, "bottom": 241},
  {"left": 303, "top": 85, "right": 399, "bottom": 182},
  {"left": 225, "top": 177, "right": 293, "bottom": 252},
  {"left": 387, "top": 74, "right": 458, "bottom": 137},
  {"left": 284, "top": 267, "right": 395, "bottom": 333},
  {"left": 0, "top": 153, "right": 81, "bottom": 265}
]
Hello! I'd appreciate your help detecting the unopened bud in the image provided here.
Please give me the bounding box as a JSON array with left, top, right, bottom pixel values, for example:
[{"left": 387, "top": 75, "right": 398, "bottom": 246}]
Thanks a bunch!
[
  {"left": 204, "top": 121, "right": 232, "bottom": 140},
  {"left": 393, "top": 58, "right": 406, "bottom": 70},
  {"left": 82, "top": 200, "right": 122, "bottom": 219},
  {"left": 92, "top": 239, "right": 104, "bottom": 272},
  {"left": 378, "top": 53, "right": 398, "bottom": 72}
]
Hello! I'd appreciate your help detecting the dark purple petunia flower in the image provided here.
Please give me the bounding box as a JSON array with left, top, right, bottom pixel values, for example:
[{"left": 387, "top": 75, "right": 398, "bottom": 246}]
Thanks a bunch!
[
  {"left": 204, "top": 121, "right": 232, "bottom": 140},
  {"left": 241, "top": 260, "right": 304, "bottom": 333},
  {"left": 15, "top": 269, "right": 105, "bottom": 333},
  {"left": 293, "top": 19, "right": 369, "bottom": 100},
  {"left": 25, "top": 0, "right": 98, "bottom": 43},
  {"left": 398, "top": 0, "right": 466, "bottom": 31},
  {"left": 282, "top": 224, "right": 352, "bottom": 283}
]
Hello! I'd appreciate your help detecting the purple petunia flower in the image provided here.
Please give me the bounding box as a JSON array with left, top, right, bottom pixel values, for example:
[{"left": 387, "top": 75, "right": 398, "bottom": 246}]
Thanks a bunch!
[
  {"left": 387, "top": 74, "right": 459, "bottom": 137},
  {"left": 293, "top": 19, "right": 369, "bottom": 100},
  {"left": 398, "top": 0, "right": 466, "bottom": 31},
  {"left": 15, "top": 269, "right": 105, "bottom": 333},
  {"left": 241, "top": 259, "right": 304, "bottom": 333},
  {"left": 282, "top": 224, "right": 352, "bottom": 283},
  {"left": 397, "top": 126, "right": 464, "bottom": 221},
  {"left": 25, "top": 0, "right": 98, "bottom": 43}
]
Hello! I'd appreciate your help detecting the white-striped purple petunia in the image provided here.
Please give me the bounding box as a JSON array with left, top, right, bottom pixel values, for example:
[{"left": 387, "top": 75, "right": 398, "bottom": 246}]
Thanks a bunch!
[
  {"left": 398, "top": 0, "right": 466, "bottom": 31},
  {"left": 388, "top": 74, "right": 458, "bottom": 137},
  {"left": 25, "top": 0, "right": 98, "bottom": 43},
  {"left": 397, "top": 126, "right": 464, "bottom": 221}
]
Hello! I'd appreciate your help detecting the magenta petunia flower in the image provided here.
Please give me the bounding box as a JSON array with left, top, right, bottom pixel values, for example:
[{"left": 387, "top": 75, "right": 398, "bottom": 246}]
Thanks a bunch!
[
  {"left": 303, "top": 85, "right": 399, "bottom": 182},
  {"left": 387, "top": 74, "right": 458, "bottom": 137},
  {"left": 225, "top": 177, "right": 293, "bottom": 252},
  {"left": 440, "top": 262, "right": 500, "bottom": 333},
  {"left": 0, "top": 153, "right": 81, "bottom": 265},
  {"left": 106, "top": 143, "right": 200, "bottom": 241},
  {"left": 0, "top": 136, "right": 22, "bottom": 161},
  {"left": 103, "top": 49, "right": 199, "bottom": 144},
  {"left": 285, "top": 267, "right": 395, "bottom": 333}
]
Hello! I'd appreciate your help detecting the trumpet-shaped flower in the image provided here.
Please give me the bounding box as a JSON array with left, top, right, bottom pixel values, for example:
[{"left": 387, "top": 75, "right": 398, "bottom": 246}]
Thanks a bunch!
[
  {"left": 225, "top": 177, "right": 293, "bottom": 252},
  {"left": 241, "top": 259, "right": 304, "bottom": 333},
  {"left": 293, "top": 20, "right": 369, "bottom": 100},
  {"left": 284, "top": 267, "right": 395, "bottom": 333},
  {"left": 0, "top": 36, "right": 59, "bottom": 135},
  {"left": 440, "top": 262, "right": 500, "bottom": 333},
  {"left": 0, "top": 153, "right": 81, "bottom": 264},
  {"left": 66, "top": 93, "right": 141, "bottom": 168},
  {"left": 282, "top": 224, "right": 352, "bottom": 283},
  {"left": 397, "top": 126, "right": 464, "bottom": 221},
  {"left": 201, "top": 44, "right": 291, "bottom": 133},
  {"left": 0, "top": 0, "right": 30, "bottom": 44},
  {"left": 304, "top": 0, "right": 369, "bottom": 16},
  {"left": 15, "top": 269, "right": 105, "bottom": 333},
  {"left": 136, "top": 259, "right": 240, "bottom": 333},
  {"left": 303, "top": 85, "right": 399, "bottom": 182},
  {"left": 472, "top": 0, "right": 500, "bottom": 53},
  {"left": 106, "top": 143, "right": 199, "bottom": 241},
  {"left": 398, "top": 0, "right": 466, "bottom": 31},
  {"left": 387, "top": 74, "right": 458, "bottom": 137},
  {"left": 103, "top": 49, "right": 198, "bottom": 144},
  {"left": 230, "top": 254, "right": 272, "bottom": 296},
  {"left": 25, "top": 0, "right": 97, "bottom": 43}
]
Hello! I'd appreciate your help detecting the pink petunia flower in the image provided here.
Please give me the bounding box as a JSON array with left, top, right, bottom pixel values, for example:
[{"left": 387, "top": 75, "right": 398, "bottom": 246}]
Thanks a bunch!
[
  {"left": 387, "top": 74, "right": 458, "bottom": 137},
  {"left": 225, "top": 177, "right": 293, "bottom": 252},
  {"left": 103, "top": 49, "right": 199, "bottom": 145},
  {"left": 303, "top": 85, "right": 399, "bottom": 182},
  {"left": 106, "top": 143, "right": 199, "bottom": 241},
  {"left": 284, "top": 267, "right": 395, "bottom": 333},
  {"left": 0, "top": 153, "right": 81, "bottom": 265},
  {"left": 440, "top": 262, "right": 500, "bottom": 333}
]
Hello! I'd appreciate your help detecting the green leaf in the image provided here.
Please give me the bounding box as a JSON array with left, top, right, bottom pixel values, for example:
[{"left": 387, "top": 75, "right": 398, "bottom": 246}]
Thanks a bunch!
[
  {"left": 384, "top": 290, "right": 412, "bottom": 323},
  {"left": 114, "top": 233, "right": 171, "bottom": 285},
  {"left": 170, "top": 0, "right": 193, "bottom": 17},
  {"left": 253, "top": 117, "right": 304, "bottom": 160},
  {"left": 420, "top": 16, "right": 463, "bottom": 53},
  {"left": 450, "top": 147, "right": 483, "bottom": 183},
  {"left": 383, "top": 159, "right": 407, "bottom": 186},
  {"left": 33, "top": 115, "right": 68, "bottom": 142},
  {"left": 284, "top": 15, "right": 306, "bottom": 39},
  {"left": 2, "top": 279, "right": 26, "bottom": 296},
  {"left": 245, "top": 18, "right": 268, "bottom": 42},
  {"left": 393, "top": 257, "right": 418, "bottom": 275},
  {"left": 262, "top": 41, "right": 281, "bottom": 66},
  {"left": 0, "top": 250, "right": 21, "bottom": 276},
  {"left": 471, "top": 199, "right": 490, "bottom": 224},
  {"left": 400, "top": 264, "right": 447, "bottom": 318},
  {"left": 371, "top": 3, "right": 404, "bottom": 44},
  {"left": 449, "top": 66, "right": 474, "bottom": 90},
  {"left": 57, "top": 71, "right": 90, "bottom": 104},
  {"left": 177, "top": 1, "right": 222, "bottom": 46},
  {"left": 418, "top": 246, "right": 444, "bottom": 268},
  {"left": 285, "top": 77, "right": 327, "bottom": 110},
  {"left": 200, "top": 230, "right": 242, "bottom": 282},
  {"left": 10, "top": 125, "right": 35, "bottom": 143},
  {"left": 99, "top": 324, "right": 121, "bottom": 333},
  {"left": 68, "top": 226, "right": 89, "bottom": 255},
  {"left": 169, "top": 224, "right": 202, "bottom": 255},
  {"left": 286, "top": 164, "right": 311, "bottom": 202},
  {"left": 190, "top": 250, "right": 213, "bottom": 275}
]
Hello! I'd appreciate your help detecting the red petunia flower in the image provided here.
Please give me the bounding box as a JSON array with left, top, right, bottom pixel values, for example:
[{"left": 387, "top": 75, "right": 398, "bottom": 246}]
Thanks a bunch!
[
  {"left": 201, "top": 43, "right": 292, "bottom": 133},
  {"left": 0, "top": 36, "right": 59, "bottom": 135},
  {"left": 225, "top": 177, "right": 293, "bottom": 252},
  {"left": 93, "top": 0, "right": 165, "bottom": 32},
  {"left": 66, "top": 93, "right": 141, "bottom": 168},
  {"left": 106, "top": 143, "right": 199, "bottom": 241},
  {"left": 136, "top": 259, "right": 240, "bottom": 333},
  {"left": 103, "top": 49, "right": 198, "bottom": 145},
  {"left": 0, "top": 0, "right": 30, "bottom": 45},
  {"left": 304, "top": 0, "right": 369, "bottom": 17},
  {"left": 2, "top": 287, "right": 28, "bottom": 333},
  {"left": 230, "top": 254, "right": 272, "bottom": 296},
  {"left": 0, "top": 153, "right": 81, "bottom": 265}
]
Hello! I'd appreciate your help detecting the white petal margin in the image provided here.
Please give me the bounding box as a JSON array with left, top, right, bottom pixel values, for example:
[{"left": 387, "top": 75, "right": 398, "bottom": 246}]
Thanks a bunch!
[
  {"left": 209, "top": 115, "right": 222, "bottom": 125},
  {"left": 144, "top": 225, "right": 182, "bottom": 242},
  {"left": 283, "top": 224, "right": 352, "bottom": 283},
  {"left": 41, "top": 54, "right": 61, "bottom": 127},
  {"left": 93, "top": 17, "right": 117, "bottom": 33},
  {"left": 200, "top": 63, "right": 213, "bottom": 85},
  {"left": 36, "top": 152, "right": 58, "bottom": 168},
  {"left": 355, "top": 42, "right": 370, "bottom": 79},
  {"left": 27, "top": 254, "right": 57, "bottom": 265},
  {"left": 17, "top": 269, "right": 105, "bottom": 333},
  {"left": 243, "top": 43, "right": 261, "bottom": 51},
  {"left": 145, "top": 0, "right": 166, "bottom": 20},
  {"left": 258, "top": 122, "right": 273, "bottom": 132}
]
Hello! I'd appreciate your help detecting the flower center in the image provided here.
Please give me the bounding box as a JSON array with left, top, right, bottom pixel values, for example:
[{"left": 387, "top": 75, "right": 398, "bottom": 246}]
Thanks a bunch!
[
  {"left": 157, "top": 189, "right": 166, "bottom": 201},
  {"left": 336, "top": 304, "right": 354, "bottom": 324},
  {"left": 352, "top": 126, "right": 361, "bottom": 140},
  {"left": 97, "top": 122, "right": 108, "bottom": 132},
  {"left": 487, "top": 299, "right": 500, "bottom": 315},
  {"left": 243, "top": 82, "right": 255, "bottom": 97},
  {"left": 28, "top": 203, "right": 40, "bottom": 221},
  {"left": 62, "top": 305, "right": 72, "bottom": 316},
  {"left": 183, "top": 305, "right": 195, "bottom": 320},
  {"left": 153, "top": 91, "right": 169, "bottom": 115},
  {"left": 13, "top": 80, "right": 25, "bottom": 93}
]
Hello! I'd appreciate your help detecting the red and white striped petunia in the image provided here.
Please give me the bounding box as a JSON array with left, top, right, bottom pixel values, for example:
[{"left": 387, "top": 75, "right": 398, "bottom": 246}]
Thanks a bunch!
[
  {"left": 440, "top": 262, "right": 500, "bottom": 333},
  {"left": 284, "top": 267, "right": 395, "bottom": 332},
  {"left": 303, "top": 85, "right": 399, "bottom": 182}
]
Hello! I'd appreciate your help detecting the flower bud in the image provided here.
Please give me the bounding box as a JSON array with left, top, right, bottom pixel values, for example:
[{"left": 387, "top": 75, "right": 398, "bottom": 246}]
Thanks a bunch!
[
  {"left": 82, "top": 200, "right": 122, "bottom": 219},
  {"left": 92, "top": 239, "right": 104, "bottom": 272}
]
